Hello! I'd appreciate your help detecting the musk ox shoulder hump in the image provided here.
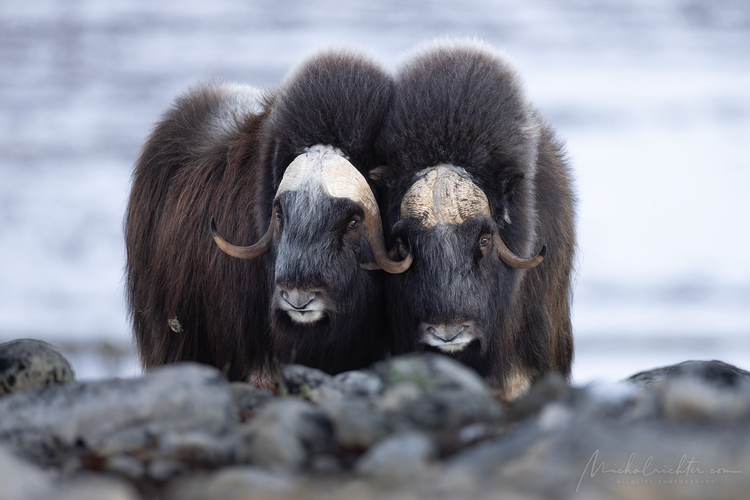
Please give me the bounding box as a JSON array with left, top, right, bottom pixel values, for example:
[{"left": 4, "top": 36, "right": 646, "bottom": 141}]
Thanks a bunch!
[
  {"left": 159, "top": 83, "right": 271, "bottom": 156},
  {"left": 201, "top": 83, "right": 269, "bottom": 145}
]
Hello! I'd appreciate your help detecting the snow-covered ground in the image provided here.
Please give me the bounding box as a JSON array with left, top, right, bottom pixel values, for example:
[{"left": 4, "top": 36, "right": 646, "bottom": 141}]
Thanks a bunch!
[{"left": 1, "top": 0, "right": 748, "bottom": 382}]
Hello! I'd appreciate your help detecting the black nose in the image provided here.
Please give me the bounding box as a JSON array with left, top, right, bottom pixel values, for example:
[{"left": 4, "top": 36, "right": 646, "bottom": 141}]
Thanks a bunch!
[
  {"left": 279, "top": 287, "right": 316, "bottom": 310},
  {"left": 427, "top": 325, "right": 465, "bottom": 343}
]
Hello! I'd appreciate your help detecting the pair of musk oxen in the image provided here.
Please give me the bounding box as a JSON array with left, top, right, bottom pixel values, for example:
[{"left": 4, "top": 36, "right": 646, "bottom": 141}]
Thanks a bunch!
[{"left": 125, "top": 39, "right": 576, "bottom": 398}]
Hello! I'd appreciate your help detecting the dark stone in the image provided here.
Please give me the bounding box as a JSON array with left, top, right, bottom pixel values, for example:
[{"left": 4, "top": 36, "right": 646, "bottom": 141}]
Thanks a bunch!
[
  {"left": 0, "top": 362, "right": 238, "bottom": 466},
  {"left": 628, "top": 359, "right": 750, "bottom": 389},
  {"left": 0, "top": 339, "right": 75, "bottom": 397}
]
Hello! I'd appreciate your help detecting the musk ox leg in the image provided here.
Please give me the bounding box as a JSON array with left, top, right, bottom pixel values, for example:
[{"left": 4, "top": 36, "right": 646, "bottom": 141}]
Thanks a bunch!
[
  {"left": 249, "top": 370, "right": 280, "bottom": 395},
  {"left": 503, "top": 367, "right": 532, "bottom": 401}
]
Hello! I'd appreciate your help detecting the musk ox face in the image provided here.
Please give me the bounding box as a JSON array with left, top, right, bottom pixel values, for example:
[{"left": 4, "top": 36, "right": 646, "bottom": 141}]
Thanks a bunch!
[
  {"left": 212, "top": 145, "right": 412, "bottom": 327},
  {"left": 271, "top": 189, "right": 373, "bottom": 326},
  {"left": 389, "top": 166, "right": 545, "bottom": 359}
]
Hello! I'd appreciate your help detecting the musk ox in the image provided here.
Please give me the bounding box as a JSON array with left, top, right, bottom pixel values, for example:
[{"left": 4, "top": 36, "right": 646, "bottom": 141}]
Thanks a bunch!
[
  {"left": 374, "top": 39, "right": 576, "bottom": 398},
  {"left": 125, "top": 49, "right": 410, "bottom": 383}
]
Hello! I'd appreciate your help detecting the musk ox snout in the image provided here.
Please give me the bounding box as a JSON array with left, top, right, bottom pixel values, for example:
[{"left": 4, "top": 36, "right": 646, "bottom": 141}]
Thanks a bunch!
[
  {"left": 274, "top": 286, "right": 327, "bottom": 324},
  {"left": 420, "top": 322, "right": 478, "bottom": 353}
]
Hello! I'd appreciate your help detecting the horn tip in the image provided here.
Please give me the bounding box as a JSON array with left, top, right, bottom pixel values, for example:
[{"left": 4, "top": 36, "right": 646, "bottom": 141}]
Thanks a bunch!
[
  {"left": 539, "top": 244, "right": 547, "bottom": 258},
  {"left": 209, "top": 216, "right": 219, "bottom": 237}
]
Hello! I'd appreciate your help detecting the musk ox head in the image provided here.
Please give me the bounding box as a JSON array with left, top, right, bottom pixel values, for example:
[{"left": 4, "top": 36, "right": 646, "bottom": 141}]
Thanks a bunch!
[
  {"left": 390, "top": 165, "right": 544, "bottom": 357},
  {"left": 212, "top": 144, "right": 412, "bottom": 328}
]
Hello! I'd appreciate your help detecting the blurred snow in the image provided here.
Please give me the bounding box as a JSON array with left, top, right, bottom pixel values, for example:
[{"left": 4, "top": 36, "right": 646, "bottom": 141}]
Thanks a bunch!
[{"left": 0, "top": 0, "right": 748, "bottom": 382}]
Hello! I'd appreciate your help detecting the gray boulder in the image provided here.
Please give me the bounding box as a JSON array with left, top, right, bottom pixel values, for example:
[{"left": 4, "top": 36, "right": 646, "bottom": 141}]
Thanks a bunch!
[
  {"left": 355, "top": 431, "right": 438, "bottom": 480},
  {"left": 374, "top": 353, "right": 503, "bottom": 430},
  {"left": 229, "top": 382, "right": 274, "bottom": 418},
  {"left": 0, "top": 362, "right": 238, "bottom": 467},
  {"left": 628, "top": 359, "right": 750, "bottom": 423},
  {"left": 236, "top": 399, "right": 334, "bottom": 471},
  {"left": 0, "top": 339, "right": 75, "bottom": 397},
  {"left": 282, "top": 364, "right": 343, "bottom": 404}
]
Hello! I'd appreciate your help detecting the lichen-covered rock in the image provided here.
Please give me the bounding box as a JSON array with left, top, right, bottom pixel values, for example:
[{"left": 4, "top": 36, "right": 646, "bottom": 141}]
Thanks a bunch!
[
  {"left": 282, "top": 364, "right": 343, "bottom": 404},
  {"left": 0, "top": 362, "right": 238, "bottom": 466},
  {"left": 0, "top": 339, "right": 75, "bottom": 397}
]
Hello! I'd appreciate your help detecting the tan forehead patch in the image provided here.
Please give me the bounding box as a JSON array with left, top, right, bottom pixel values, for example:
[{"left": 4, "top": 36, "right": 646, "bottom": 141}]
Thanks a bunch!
[
  {"left": 400, "top": 166, "right": 491, "bottom": 227},
  {"left": 276, "top": 146, "right": 378, "bottom": 214}
]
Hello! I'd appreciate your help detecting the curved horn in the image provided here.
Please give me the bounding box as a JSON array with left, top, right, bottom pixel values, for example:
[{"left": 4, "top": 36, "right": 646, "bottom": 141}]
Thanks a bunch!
[
  {"left": 210, "top": 216, "right": 275, "bottom": 259},
  {"left": 494, "top": 234, "right": 546, "bottom": 269},
  {"left": 362, "top": 209, "right": 413, "bottom": 273},
  {"left": 313, "top": 149, "right": 412, "bottom": 274}
]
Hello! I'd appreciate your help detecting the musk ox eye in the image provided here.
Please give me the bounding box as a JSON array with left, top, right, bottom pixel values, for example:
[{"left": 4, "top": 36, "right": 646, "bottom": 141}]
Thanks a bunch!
[
  {"left": 348, "top": 219, "right": 358, "bottom": 229},
  {"left": 479, "top": 235, "right": 490, "bottom": 247},
  {"left": 275, "top": 211, "right": 281, "bottom": 221}
]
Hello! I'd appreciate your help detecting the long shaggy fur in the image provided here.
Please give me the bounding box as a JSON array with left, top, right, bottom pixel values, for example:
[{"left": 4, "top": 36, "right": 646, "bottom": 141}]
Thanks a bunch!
[
  {"left": 374, "top": 39, "right": 576, "bottom": 391},
  {"left": 125, "top": 50, "right": 394, "bottom": 380}
]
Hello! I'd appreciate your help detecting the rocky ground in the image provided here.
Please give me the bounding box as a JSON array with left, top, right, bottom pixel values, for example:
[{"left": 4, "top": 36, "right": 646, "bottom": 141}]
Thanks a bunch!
[{"left": 1, "top": 339, "right": 750, "bottom": 500}]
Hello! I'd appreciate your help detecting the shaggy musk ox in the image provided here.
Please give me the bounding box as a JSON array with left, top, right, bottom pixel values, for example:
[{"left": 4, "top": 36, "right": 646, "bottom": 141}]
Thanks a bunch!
[
  {"left": 374, "top": 40, "right": 576, "bottom": 398},
  {"left": 125, "top": 50, "right": 410, "bottom": 383}
]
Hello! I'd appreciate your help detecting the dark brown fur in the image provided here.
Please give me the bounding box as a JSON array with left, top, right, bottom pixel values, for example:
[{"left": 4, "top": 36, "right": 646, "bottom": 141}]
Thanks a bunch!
[
  {"left": 125, "top": 50, "right": 394, "bottom": 380},
  {"left": 374, "top": 40, "right": 576, "bottom": 391}
]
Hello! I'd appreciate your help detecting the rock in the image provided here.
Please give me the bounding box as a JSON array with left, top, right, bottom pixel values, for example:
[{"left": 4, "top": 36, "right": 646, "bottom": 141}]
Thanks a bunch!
[
  {"left": 237, "top": 399, "right": 334, "bottom": 471},
  {"left": 0, "top": 339, "right": 75, "bottom": 397},
  {"left": 628, "top": 359, "right": 750, "bottom": 389},
  {"left": 158, "top": 431, "right": 239, "bottom": 466},
  {"left": 332, "top": 370, "right": 383, "bottom": 399},
  {"left": 320, "top": 398, "right": 390, "bottom": 449},
  {"left": 0, "top": 362, "right": 238, "bottom": 466},
  {"left": 282, "top": 365, "right": 343, "bottom": 404},
  {"left": 372, "top": 353, "right": 503, "bottom": 430},
  {"left": 384, "top": 385, "right": 504, "bottom": 430},
  {"left": 229, "top": 382, "right": 274, "bottom": 415},
  {"left": 147, "top": 457, "right": 188, "bottom": 482},
  {"left": 354, "top": 431, "right": 438, "bottom": 479},
  {"left": 373, "top": 352, "right": 489, "bottom": 394},
  {"left": 165, "top": 466, "right": 299, "bottom": 500},
  {"left": 506, "top": 372, "right": 570, "bottom": 418},
  {"left": 0, "top": 445, "right": 54, "bottom": 500},
  {"left": 628, "top": 360, "right": 750, "bottom": 422},
  {"left": 54, "top": 473, "right": 141, "bottom": 500},
  {"left": 104, "top": 454, "right": 145, "bottom": 480}
]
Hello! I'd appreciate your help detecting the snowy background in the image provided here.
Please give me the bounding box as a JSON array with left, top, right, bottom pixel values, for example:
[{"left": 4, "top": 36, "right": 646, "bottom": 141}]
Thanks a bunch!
[{"left": 1, "top": 0, "right": 748, "bottom": 382}]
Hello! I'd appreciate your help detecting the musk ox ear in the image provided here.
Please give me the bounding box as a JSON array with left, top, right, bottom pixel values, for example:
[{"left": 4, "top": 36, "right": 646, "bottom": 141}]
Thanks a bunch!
[{"left": 367, "top": 166, "right": 390, "bottom": 188}]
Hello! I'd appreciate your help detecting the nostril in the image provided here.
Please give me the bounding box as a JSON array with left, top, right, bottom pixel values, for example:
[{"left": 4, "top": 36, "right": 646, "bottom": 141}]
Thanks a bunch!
[{"left": 279, "top": 288, "right": 317, "bottom": 310}]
